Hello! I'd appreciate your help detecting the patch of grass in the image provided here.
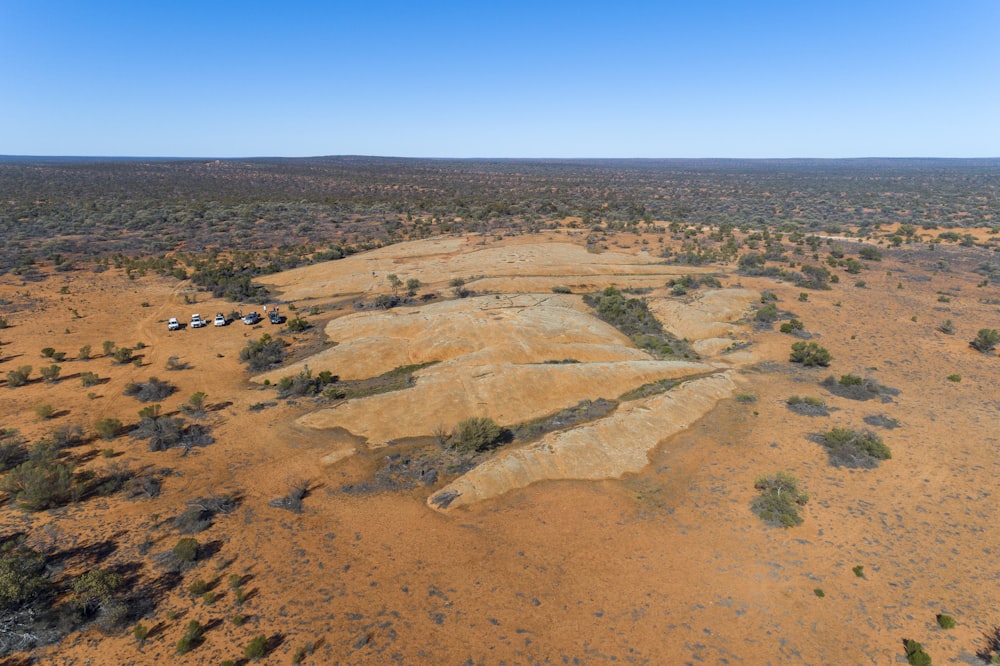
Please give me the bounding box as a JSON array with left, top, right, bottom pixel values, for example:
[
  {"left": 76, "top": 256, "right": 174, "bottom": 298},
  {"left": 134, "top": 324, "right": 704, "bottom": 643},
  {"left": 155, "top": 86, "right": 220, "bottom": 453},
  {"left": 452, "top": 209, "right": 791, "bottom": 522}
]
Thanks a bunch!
[
  {"left": 946, "top": 374, "right": 961, "bottom": 382},
  {"left": 751, "top": 471, "right": 808, "bottom": 528},
  {"left": 852, "top": 565, "right": 865, "bottom": 578},
  {"left": 510, "top": 398, "right": 617, "bottom": 442},
  {"left": 813, "top": 588, "right": 825, "bottom": 598},
  {"left": 325, "top": 361, "right": 438, "bottom": 400},
  {"left": 785, "top": 395, "right": 829, "bottom": 416},
  {"left": 864, "top": 414, "right": 901, "bottom": 429},
  {"left": 735, "top": 393, "right": 756, "bottom": 403},
  {"left": 619, "top": 378, "right": 678, "bottom": 401}
]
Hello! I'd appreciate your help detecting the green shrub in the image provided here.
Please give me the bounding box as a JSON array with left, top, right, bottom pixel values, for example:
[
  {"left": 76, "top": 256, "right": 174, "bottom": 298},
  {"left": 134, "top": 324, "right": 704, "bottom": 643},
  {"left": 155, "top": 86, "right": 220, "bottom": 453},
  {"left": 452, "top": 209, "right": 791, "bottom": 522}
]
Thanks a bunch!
[
  {"left": 859, "top": 245, "right": 882, "bottom": 261},
  {"left": 0, "top": 456, "right": 78, "bottom": 511},
  {"left": 813, "top": 588, "right": 825, "bottom": 598},
  {"left": 40, "top": 347, "right": 56, "bottom": 358},
  {"left": 779, "top": 318, "right": 804, "bottom": 334},
  {"left": 903, "top": 639, "right": 931, "bottom": 666},
  {"left": 786, "top": 395, "right": 828, "bottom": 416},
  {"left": 239, "top": 334, "right": 287, "bottom": 372},
  {"left": 936, "top": 614, "right": 955, "bottom": 629},
  {"left": 78, "top": 344, "right": 92, "bottom": 360},
  {"left": 551, "top": 285, "right": 572, "bottom": 294},
  {"left": 286, "top": 316, "right": 310, "bottom": 332},
  {"left": 971, "top": 328, "right": 1000, "bottom": 353},
  {"left": 819, "top": 427, "right": 891, "bottom": 468},
  {"left": 245, "top": 634, "right": 269, "bottom": 661},
  {"left": 751, "top": 471, "right": 808, "bottom": 527},
  {"left": 172, "top": 538, "right": 199, "bottom": 563},
  {"left": 6, "top": 365, "right": 32, "bottom": 387},
  {"left": 852, "top": 565, "right": 865, "bottom": 578},
  {"left": 0, "top": 545, "right": 51, "bottom": 611},
  {"left": 35, "top": 404, "right": 55, "bottom": 420},
  {"left": 133, "top": 622, "right": 149, "bottom": 645},
  {"left": 789, "top": 342, "right": 832, "bottom": 367},
  {"left": 39, "top": 364, "right": 61, "bottom": 383},
  {"left": 450, "top": 417, "right": 504, "bottom": 453},
  {"left": 102, "top": 340, "right": 116, "bottom": 356},
  {"left": 80, "top": 371, "right": 101, "bottom": 387},
  {"left": 946, "top": 374, "right": 961, "bottom": 382},
  {"left": 112, "top": 347, "right": 134, "bottom": 364},
  {"left": 176, "top": 620, "right": 204, "bottom": 655},
  {"left": 755, "top": 303, "right": 780, "bottom": 323},
  {"left": 188, "top": 578, "right": 209, "bottom": 596},
  {"left": 123, "top": 377, "right": 176, "bottom": 402}
]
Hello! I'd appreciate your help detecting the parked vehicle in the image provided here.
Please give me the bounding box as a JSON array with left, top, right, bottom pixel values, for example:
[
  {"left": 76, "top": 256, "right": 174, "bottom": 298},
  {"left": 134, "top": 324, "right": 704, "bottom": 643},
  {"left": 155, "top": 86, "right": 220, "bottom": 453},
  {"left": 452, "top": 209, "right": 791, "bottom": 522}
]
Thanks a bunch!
[
  {"left": 214, "top": 313, "right": 227, "bottom": 327},
  {"left": 242, "top": 312, "right": 261, "bottom": 325},
  {"left": 167, "top": 317, "right": 181, "bottom": 331},
  {"left": 269, "top": 309, "right": 283, "bottom": 324},
  {"left": 190, "top": 314, "right": 208, "bottom": 328}
]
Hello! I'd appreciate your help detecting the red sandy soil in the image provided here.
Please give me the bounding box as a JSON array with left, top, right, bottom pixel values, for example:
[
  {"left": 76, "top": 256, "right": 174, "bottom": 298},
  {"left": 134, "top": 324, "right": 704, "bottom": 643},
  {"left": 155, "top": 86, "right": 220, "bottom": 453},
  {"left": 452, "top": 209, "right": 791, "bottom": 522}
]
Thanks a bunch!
[{"left": 0, "top": 228, "right": 998, "bottom": 665}]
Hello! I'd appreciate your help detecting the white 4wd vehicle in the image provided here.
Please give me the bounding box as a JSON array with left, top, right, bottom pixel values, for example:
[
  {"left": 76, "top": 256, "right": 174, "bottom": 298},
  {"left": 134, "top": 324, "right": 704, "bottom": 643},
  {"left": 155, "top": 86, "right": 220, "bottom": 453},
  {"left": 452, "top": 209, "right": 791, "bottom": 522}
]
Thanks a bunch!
[
  {"left": 214, "top": 313, "right": 227, "bottom": 327},
  {"left": 190, "top": 314, "right": 208, "bottom": 328},
  {"left": 167, "top": 317, "right": 181, "bottom": 331}
]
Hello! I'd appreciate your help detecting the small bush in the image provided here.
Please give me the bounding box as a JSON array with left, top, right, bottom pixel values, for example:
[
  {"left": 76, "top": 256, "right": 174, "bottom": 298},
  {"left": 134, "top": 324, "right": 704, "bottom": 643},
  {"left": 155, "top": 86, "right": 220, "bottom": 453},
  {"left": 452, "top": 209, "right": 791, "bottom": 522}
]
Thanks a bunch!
[
  {"left": 937, "top": 320, "right": 955, "bottom": 335},
  {"left": 789, "top": 342, "right": 832, "bottom": 367},
  {"left": 112, "top": 347, "right": 134, "bottom": 364},
  {"left": 245, "top": 634, "right": 269, "bottom": 661},
  {"left": 779, "top": 319, "right": 805, "bottom": 334},
  {"left": 6, "top": 365, "right": 32, "bottom": 387},
  {"left": 755, "top": 303, "right": 780, "bottom": 323},
  {"left": 859, "top": 245, "right": 883, "bottom": 261},
  {"left": 80, "top": 371, "right": 101, "bottom": 387},
  {"left": 286, "top": 316, "right": 310, "bottom": 332},
  {"left": 133, "top": 622, "right": 149, "bottom": 645},
  {"left": 813, "top": 588, "right": 825, "bottom": 598},
  {"left": 188, "top": 578, "right": 209, "bottom": 596},
  {"left": 852, "top": 565, "right": 865, "bottom": 578},
  {"left": 786, "top": 395, "right": 829, "bottom": 416},
  {"left": 819, "top": 427, "right": 891, "bottom": 468},
  {"left": 39, "top": 364, "right": 61, "bottom": 383},
  {"left": 970, "top": 328, "right": 1000, "bottom": 353},
  {"left": 751, "top": 471, "right": 809, "bottom": 527},
  {"left": 735, "top": 393, "right": 756, "bottom": 403},
  {"left": 172, "top": 538, "right": 199, "bottom": 563},
  {"left": 450, "top": 417, "right": 504, "bottom": 453},
  {"left": 165, "top": 355, "right": 190, "bottom": 371},
  {"left": 176, "top": 620, "right": 204, "bottom": 655},
  {"left": 123, "top": 377, "right": 176, "bottom": 402},
  {"left": 936, "top": 614, "right": 955, "bottom": 629},
  {"left": 903, "top": 639, "right": 931, "bottom": 666},
  {"left": 551, "top": 285, "right": 572, "bottom": 294},
  {"left": 946, "top": 374, "right": 961, "bottom": 382},
  {"left": 239, "top": 334, "right": 287, "bottom": 372},
  {"left": 95, "top": 417, "right": 123, "bottom": 440},
  {"left": 40, "top": 347, "right": 56, "bottom": 358},
  {"left": 0, "top": 456, "right": 78, "bottom": 511}
]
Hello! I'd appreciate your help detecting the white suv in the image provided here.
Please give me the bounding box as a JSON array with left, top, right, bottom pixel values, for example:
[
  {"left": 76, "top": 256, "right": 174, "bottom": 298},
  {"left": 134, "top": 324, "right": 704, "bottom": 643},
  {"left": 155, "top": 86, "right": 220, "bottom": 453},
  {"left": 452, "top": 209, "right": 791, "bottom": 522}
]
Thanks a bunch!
[
  {"left": 190, "top": 314, "right": 208, "bottom": 328},
  {"left": 167, "top": 317, "right": 181, "bottom": 331},
  {"left": 214, "top": 313, "right": 227, "bottom": 327}
]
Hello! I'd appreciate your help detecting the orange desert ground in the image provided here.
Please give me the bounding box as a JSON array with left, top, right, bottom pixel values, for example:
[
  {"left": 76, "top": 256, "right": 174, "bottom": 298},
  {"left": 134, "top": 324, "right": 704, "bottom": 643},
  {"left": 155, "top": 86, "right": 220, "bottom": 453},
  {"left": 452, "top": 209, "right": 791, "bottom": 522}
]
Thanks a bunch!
[{"left": 0, "top": 228, "right": 997, "bottom": 665}]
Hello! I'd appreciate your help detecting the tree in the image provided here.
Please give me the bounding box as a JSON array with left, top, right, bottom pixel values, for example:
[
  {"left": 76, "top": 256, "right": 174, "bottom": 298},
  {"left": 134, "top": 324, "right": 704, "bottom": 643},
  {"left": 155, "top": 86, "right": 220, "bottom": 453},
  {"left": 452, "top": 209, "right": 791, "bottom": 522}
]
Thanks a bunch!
[
  {"left": 405, "top": 277, "right": 421, "bottom": 296},
  {"left": 386, "top": 273, "right": 402, "bottom": 296}
]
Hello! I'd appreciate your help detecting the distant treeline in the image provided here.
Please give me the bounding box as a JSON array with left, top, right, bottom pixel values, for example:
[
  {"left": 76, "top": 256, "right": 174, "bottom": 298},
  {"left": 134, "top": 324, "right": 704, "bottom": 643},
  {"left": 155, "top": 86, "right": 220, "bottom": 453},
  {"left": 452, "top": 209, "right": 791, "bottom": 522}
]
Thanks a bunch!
[{"left": 1, "top": 156, "right": 998, "bottom": 277}]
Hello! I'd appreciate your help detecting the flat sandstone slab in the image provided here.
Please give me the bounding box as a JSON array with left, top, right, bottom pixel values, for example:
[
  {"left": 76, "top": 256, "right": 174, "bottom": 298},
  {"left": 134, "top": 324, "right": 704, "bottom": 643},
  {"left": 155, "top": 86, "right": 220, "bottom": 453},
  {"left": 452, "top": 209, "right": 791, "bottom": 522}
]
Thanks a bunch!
[{"left": 427, "top": 372, "right": 738, "bottom": 511}]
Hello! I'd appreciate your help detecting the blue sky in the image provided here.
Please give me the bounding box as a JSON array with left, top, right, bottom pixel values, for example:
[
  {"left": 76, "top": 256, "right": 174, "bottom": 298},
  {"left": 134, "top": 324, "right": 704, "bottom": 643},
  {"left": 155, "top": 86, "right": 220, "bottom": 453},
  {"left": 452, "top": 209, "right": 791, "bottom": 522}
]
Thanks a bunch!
[{"left": 1, "top": 1, "right": 998, "bottom": 158}]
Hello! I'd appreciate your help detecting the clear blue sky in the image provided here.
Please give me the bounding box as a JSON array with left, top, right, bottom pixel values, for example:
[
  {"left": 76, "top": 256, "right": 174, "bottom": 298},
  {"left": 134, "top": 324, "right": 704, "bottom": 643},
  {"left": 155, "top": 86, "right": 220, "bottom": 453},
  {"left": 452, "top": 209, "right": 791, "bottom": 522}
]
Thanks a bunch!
[{"left": 1, "top": 1, "right": 998, "bottom": 158}]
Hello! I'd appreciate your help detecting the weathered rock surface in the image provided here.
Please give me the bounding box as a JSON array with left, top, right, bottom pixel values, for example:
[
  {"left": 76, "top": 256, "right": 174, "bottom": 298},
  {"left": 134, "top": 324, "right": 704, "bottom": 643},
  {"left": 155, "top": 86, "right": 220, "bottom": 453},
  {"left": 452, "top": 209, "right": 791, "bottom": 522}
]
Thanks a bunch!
[{"left": 427, "top": 372, "right": 738, "bottom": 511}]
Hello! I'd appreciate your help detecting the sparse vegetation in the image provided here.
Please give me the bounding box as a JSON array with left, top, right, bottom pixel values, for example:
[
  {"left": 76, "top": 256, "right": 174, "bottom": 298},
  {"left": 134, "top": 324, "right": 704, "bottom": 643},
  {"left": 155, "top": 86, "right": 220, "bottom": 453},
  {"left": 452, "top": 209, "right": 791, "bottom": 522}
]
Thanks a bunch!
[
  {"left": 6, "top": 365, "right": 32, "bottom": 387},
  {"left": 751, "top": 471, "right": 809, "bottom": 527},
  {"left": 245, "top": 634, "right": 269, "bottom": 661},
  {"left": 123, "top": 376, "right": 176, "bottom": 402},
  {"left": 584, "top": 286, "right": 690, "bottom": 358},
  {"left": 818, "top": 427, "right": 891, "bottom": 468},
  {"left": 175, "top": 619, "right": 204, "bottom": 655},
  {"left": 936, "top": 614, "right": 955, "bottom": 629},
  {"left": 786, "top": 395, "right": 829, "bottom": 416}
]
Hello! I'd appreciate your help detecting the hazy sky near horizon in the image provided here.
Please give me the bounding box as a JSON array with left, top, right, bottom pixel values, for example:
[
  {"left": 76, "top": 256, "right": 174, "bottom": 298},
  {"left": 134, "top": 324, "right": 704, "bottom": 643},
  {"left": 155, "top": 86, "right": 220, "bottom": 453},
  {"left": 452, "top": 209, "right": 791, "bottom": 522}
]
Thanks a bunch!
[{"left": 1, "top": 1, "right": 998, "bottom": 158}]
